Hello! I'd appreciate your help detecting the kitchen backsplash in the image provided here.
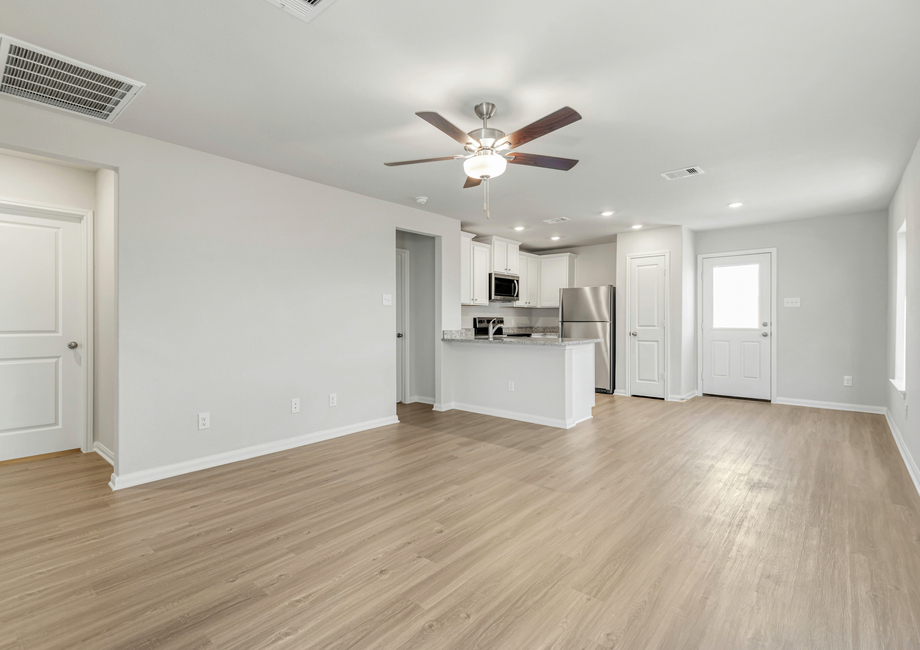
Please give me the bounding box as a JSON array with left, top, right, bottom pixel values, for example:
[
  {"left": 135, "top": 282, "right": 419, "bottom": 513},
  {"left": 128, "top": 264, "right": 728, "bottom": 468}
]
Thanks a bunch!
[{"left": 460, "top": 304, "right": 558, "bottom": 328}]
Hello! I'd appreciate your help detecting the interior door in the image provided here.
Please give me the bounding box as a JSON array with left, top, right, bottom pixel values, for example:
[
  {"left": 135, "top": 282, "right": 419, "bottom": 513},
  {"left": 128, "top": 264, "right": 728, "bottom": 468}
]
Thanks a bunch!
[
  {"left": 702, "top": 253, "right": 772, "bottom": 400},
  {"left": 628, "top": 255, "right": 666, "bottom": 398},
  {"left": 395, "top": 249, "right": 406, "bottom": 403},
  {"left": 0, "top": 209, "right": 85, "bottom": 460}
]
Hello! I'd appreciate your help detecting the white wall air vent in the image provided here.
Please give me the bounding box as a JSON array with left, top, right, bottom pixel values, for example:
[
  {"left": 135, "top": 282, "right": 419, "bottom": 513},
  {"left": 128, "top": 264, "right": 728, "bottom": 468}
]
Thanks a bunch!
[
  {"left": 263, "top": 0, "right": 341, "bottom": 24},
  {"left": 660, "top": 166, "right": 704, "bottom": 180},
  {"left": 543, "top": 217, "right": 571, "bottom": 224},
  {"left": 0, "top": 36, "right": 144, "bottom": 123}
]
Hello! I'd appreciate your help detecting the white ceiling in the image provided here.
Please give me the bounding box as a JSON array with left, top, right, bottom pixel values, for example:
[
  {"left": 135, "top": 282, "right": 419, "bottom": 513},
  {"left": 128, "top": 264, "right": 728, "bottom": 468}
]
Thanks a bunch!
[{"left": 3, "top": 0, "right": 920, "bottom": 249}]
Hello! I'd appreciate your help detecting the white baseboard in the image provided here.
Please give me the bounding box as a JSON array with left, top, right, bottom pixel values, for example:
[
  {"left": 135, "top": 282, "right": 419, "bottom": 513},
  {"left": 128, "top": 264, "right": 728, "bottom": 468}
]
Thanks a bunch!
[
  {"left": 432, "top": 402, "right": 453, "bottom": 412},
  {"left": 448, "top": 402, "right": 576, "bottom": 429},
  {"left": 93, "top": 441, "right": 114, "bottom": 466},
  {"left": 886, "top": 410, "right": 920, "bottom": 498},
  {"left": 613, "top": 389, "right": 628, "bottom": 397},
  {"left": 668, "top": 391, "right": 699, "bottom": 402},
  {"left": 406, "top": 396, "right": 435, "bottom": 405},
  {"left": 108, "top": 415, "right": 400, "bottom": 491},
  {"left": 773, "top": 397, "right": 886, "bottom": 414}
]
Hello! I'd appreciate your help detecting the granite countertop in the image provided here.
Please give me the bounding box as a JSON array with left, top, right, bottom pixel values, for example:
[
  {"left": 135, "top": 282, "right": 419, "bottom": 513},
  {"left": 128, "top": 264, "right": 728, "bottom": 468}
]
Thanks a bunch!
[{"left": 442, "top": 336, "right": 601, "bottom": 347}]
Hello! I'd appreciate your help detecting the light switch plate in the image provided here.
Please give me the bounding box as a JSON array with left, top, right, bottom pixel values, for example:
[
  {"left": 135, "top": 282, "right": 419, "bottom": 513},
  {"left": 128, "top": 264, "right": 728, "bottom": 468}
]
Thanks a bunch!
[
  {"left": 383, "top": 294, "right": 392, "bottom": 306},
  {"left": 783, "top": 297, "right": 801, "bottom": 307}
]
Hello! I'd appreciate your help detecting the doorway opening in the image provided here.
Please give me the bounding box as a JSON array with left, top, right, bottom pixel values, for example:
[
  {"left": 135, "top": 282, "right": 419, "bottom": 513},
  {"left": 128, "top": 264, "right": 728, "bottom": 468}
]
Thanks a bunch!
[
  {"left": 0, "top": 148, "right": 117, "bottom": 471},
  {"left": 395, "top": 230, "right": 437, "bottom": 406},
  {"left": 698, "top": 249, "right": 776, "bottom": 401}
]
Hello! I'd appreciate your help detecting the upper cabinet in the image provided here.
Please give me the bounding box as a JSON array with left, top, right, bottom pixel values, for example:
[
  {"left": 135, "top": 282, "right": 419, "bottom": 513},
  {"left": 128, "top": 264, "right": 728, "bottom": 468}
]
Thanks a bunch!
[
  {"left": 477, "top": 236, "right": 520, "bottom": 275},
  {"left": 516, "top": 252, "right": 541, "bottom": 307},
  {"left": 538, "top": 253, "right": 577, "bottom": 308},
  {"left": 470, "top": 242, "right": 492, "bottom": 305},
  {"left": 460, "top": 232, "right": 475, "bottom": 305}
]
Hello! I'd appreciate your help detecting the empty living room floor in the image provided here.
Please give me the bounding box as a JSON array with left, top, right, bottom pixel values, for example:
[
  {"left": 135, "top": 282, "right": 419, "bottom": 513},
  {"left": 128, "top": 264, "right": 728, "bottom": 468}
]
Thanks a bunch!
[{"left": 2, "top": 396, "right": 920, "bottom": 649}]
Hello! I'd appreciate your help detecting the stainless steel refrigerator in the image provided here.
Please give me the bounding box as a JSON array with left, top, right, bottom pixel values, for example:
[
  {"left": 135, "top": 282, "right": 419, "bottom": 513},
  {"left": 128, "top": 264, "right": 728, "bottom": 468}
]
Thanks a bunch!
[{"left": 559, "top": 286, "right": 615, "bottom": 393}]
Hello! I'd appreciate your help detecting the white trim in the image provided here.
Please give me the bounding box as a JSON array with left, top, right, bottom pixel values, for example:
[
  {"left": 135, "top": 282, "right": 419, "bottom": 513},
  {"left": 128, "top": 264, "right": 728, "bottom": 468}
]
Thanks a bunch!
[
  {"left": 624, "top": 251, "right": 670, "bottom": 399},
  {"left": 93, "top": 441, "right": 114, "bottom": 466},
  {"left": 697, "top": 248, "right": 778, "bottom": 403},
  {"left": 668, "top": 390, "right": 699, "bottom": 402},
  {"left": 447, "top": 402, "right": 589, "bottom": 429},
  {"left": 890, "top": 378, "right": 907, "bottom": 399},
  {"left": 396, "top": 248, "right": 411, "bottom": 404},
  {"left": 886, "top": 409, "right": 920, "bottom": 497},
  {"left": 773, "top": 397, "right": 886, "bottom": 414},
  {"left": 109, "top": 415, "right": 400, "bottom": 490},
  {"left": 0, "top": 197, "right": 95, "bottom": 454},
  {"left": 406, "top": 395, "right": 435, "bottom": 405},
  {"left": 613, "top": 389, "right": 628, "bottom": 397},
  {"left": 432, "top": 402, "right": 451, "bottom": 412}
]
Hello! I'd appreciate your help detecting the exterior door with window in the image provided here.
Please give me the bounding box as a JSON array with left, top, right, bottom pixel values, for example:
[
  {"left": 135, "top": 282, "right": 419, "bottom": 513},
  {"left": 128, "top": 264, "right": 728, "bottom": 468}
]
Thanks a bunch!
[{"left": 702, "top": 253, "right": 772, "bottom": 400}]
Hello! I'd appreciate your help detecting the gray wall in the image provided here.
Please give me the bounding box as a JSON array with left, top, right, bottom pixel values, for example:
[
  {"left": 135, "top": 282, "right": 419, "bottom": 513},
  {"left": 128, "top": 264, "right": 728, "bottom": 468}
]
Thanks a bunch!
[
  {"left": 696, "top": 211, "right": 888, "bottom": 408},
  {"left": 887, "top": 135, "right": 919, "bottom": 476},
  {"left": 0, "top": 99, "right": 462, "bottom": 482},
  {"left": 94, "top": 169, "right": 117, "bottom": 456},
  {"left": 396, "top": 230, "right": 436, "bottom": 402}
]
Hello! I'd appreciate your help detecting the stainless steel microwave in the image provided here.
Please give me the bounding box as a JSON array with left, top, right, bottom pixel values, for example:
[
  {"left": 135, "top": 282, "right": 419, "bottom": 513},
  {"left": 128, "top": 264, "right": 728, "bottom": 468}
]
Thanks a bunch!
[{"left": 490, "top": 272, "right": 520, "bottom": 302}]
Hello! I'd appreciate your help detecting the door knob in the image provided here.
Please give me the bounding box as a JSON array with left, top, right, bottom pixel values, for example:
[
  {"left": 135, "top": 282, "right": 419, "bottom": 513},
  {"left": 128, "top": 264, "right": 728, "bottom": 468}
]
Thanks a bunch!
[
  {"left": 761, "top": 332, "right": 768, "bottom": 337},
  {"left": 396, "top": 333, "right": 403, "bottom": 338},
  {"left": 68, "top": 341, "right": 78, "bottom": 349},
  {"left": 630, "top": 331, "right": 637, "bottom": 337}
]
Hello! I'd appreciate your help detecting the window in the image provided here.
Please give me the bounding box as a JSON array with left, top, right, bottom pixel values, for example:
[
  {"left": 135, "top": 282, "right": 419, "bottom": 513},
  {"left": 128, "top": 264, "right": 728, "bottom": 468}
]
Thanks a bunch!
[
  {"left": 893, "top": 222, "right": 907, "bottom": 396},
  {"left": 712, "top": 264, "right": 760, "bottom": 329}
]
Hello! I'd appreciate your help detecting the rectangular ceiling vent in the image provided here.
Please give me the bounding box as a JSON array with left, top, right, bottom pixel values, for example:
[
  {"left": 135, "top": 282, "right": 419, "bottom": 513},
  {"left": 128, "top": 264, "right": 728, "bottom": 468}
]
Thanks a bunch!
[
  {"left": 0, "top": 36, "right": 144, "bottom": 123},
  {"left": 660, "top": 166, "right": 704, "bottom": 180},
  {"left": 263, "top": 0, "right": 340, "bottom": 23},
  {"left": 543, "top": 217, "right": 571, "bottom": 224}
]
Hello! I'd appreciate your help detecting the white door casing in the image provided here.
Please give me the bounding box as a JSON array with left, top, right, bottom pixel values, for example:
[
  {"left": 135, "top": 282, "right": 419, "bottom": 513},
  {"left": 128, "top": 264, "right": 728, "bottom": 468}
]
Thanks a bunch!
[
  {"left": 700, "top": 251, "right": 773, "bottom": 400},
  {"left": 626, "top": 253, "right": 667, "bottom": 398},
  {"left": 0, "top": 202, "right": 92, "bottom": 461},
  {"left": 395, "top": 248, "right": 409, "bottom": 403}
]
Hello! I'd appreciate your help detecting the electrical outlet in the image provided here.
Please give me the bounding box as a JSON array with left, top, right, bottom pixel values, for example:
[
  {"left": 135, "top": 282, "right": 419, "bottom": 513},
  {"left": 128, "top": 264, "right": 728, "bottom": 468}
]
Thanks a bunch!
[
  {"left": 329, "top": 393, "right": 337, "bottom": 407},
  {"left": 292, "top": 398, "right": 300, "bottom": 413},
  {"left": 783, "top": 297, "right": 801, "bottom": 308},
  {"left": 508, "top": 381, "right": 515, "bottom": 392},
  {"left": 382, "top": 294, "right": 392, "bottom": 306},
  {"left": 198, "top": 412, "right": 210, "bottom": 430},
  {"left": 844, "top": 376, "right": 853, "bottom": 387}
]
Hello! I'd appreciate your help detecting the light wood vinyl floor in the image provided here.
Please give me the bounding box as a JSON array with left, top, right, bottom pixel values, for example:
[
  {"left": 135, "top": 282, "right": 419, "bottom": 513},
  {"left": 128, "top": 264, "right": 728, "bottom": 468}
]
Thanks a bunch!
[{"left": 3, "top": 395, "right": 920, "bottom": 649}]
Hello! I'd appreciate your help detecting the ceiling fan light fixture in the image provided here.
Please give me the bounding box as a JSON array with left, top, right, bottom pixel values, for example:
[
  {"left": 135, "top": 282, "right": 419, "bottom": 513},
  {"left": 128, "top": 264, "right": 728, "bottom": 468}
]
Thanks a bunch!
[{"left": 463, "top": 151, "right": 507, "bottom": 179}]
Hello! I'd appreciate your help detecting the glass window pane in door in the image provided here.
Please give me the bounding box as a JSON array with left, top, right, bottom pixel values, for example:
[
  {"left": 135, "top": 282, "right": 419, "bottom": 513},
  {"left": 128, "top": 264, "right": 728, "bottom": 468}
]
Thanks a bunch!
[{"left": 712, "top": 264, "right": 759, "bottom": 328}]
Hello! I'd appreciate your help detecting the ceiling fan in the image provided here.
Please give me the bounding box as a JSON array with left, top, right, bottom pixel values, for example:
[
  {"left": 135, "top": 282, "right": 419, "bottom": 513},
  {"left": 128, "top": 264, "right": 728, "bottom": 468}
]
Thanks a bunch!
[{"left": 384, "top": 102, "right": 582, "bottom": 217}]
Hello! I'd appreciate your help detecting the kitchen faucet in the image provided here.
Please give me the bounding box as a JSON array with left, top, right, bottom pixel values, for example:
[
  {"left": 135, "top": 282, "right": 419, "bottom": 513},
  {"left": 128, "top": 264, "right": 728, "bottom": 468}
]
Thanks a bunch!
[{"left": 488, "top": 318, "right": 500, "bottom": 341}]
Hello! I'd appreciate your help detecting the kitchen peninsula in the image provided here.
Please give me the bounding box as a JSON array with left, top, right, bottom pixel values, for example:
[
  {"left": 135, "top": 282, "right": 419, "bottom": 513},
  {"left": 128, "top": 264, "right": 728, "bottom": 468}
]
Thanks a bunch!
[{"left": 440, "top": 328, "right": 599, "bottom": 429}]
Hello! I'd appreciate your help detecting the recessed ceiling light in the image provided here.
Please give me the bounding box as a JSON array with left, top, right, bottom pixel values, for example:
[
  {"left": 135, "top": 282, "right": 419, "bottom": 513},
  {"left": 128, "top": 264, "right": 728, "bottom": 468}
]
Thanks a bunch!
[
  {"left": 601, "top": 211, "right": 614, "bottom": 217},
  {"left": 551, "top": 236, "right": 561, "bottom": 241},
  {"left": 514, "top": 226, "right": 525, "bottom": 231},
  {"left": 632, "top": 225, "right": 643, "bottom": 229},
  {"left": 728, "top": 202, "right": 743, "bottom": 208}
]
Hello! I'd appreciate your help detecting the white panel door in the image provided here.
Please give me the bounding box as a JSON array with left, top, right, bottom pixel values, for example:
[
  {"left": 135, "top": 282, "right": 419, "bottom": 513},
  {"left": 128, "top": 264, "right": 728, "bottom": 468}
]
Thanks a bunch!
[
  {"left": 0, "top": 210, "right": 85, "bottom": 460},
  {"left": 702, "top": 253, "right": 772, "bottom": 400},
  {"left": 628, "top": 255, "right": 666, "bottom": 398}
]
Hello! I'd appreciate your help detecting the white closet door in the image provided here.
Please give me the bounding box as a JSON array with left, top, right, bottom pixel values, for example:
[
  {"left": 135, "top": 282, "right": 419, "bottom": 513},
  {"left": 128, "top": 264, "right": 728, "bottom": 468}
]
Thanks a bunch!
[{"left": 628, "top": 255, "right": 666, "bottom": 398}]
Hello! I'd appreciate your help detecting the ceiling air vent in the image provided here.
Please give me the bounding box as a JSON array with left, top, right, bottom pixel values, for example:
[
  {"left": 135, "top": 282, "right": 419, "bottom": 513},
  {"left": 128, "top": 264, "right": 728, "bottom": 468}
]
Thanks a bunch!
[
  {"left": 543, "top": 217, "right": 571, "bottom": 224},
  {"left": 0, "top": 36, "right": 144, "bottom": 123},
  {"left": 660, "top": 166, "right": 704, "bottom": 180},
  {"left": 263, "top": 0, "right": 341, "bottom": 23}
]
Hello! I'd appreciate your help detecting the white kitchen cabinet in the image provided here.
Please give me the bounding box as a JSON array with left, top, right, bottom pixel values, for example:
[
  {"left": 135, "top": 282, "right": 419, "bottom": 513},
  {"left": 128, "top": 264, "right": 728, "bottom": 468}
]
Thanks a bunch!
[
  {"left": 470, "top": 241, "right": 492, "bottom": 305},
  {"left": 477, "top": 236, "right": 521, "bottom": 275},
  {"left": 538, "top": 253, "right": 577, "bottom": 308},
  {"left": 460, "top": 231, "right": 475, "bottom": 305},
  {"left": 515, "top": 252, "right": 541, "bottom": 307}
]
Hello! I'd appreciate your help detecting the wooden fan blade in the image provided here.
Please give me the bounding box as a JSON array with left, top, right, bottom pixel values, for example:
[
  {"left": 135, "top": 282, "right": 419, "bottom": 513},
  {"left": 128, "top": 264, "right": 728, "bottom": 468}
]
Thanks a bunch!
[
  {"left": 496, "top": 107, "right": 582, "bottom": 150},
  {"left": 384, "top": 156, "right": 459, "bottom": 167},
  {"left": 416, "top": 112, "right": 479, "bottom": 147},
  {"left": 464, "top": 176, "right": 483, "bottom": 189},
  {"left": 507, "top": 152, "right": 579, "bottom": 171}
]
